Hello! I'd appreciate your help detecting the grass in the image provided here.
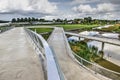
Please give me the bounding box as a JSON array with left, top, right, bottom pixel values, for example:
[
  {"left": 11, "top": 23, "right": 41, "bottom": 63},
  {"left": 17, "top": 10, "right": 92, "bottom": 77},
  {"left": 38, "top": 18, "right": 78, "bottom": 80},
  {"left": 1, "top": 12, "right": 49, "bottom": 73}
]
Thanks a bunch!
[
  {"left": 52, "top": 24, "right": 99, "bottom": 30},
  {"left": 97, "top": 24, "right": 120, "bottom": 33},
  {"left": 69, "top": 41, "right": 99, "bottom": 61},
  {"left": 29, "top": 28, "right": 53, "bottom": 40},
  {"left": 69, "top": 40, "right": 120, "bottom": 73},
  {"left": 29, "top": 28, "right": 53, "bottom": 33},
  {"left": 29, "top": 24, "right": 99, "bottom": 31},
  {"left": 96, "top": 59, "right": 120, "bottom": 73}
]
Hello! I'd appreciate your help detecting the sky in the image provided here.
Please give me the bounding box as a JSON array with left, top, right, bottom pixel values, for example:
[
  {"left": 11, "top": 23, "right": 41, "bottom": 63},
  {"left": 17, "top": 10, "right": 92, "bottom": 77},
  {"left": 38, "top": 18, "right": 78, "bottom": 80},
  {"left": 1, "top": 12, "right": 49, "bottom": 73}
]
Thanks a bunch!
[{"left": 0, "top": 0, "right": 120, "bottom": 20}]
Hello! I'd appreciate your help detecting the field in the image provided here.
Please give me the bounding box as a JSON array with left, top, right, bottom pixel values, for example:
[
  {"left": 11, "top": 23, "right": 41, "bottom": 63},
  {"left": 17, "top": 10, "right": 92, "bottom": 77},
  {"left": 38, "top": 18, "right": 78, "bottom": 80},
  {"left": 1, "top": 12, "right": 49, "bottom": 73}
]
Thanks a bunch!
[
  {"left": 29, "top": 24, "right": 99, "bottom": 31},
  {"left": 29, "top": 28, "right": 53, "bottom": 33},
  {"left": 97, "top": 24, "right": 120, "bottom": 33},
  {"left": 51, "top": 24, "right": 99, "bottom": 30}
]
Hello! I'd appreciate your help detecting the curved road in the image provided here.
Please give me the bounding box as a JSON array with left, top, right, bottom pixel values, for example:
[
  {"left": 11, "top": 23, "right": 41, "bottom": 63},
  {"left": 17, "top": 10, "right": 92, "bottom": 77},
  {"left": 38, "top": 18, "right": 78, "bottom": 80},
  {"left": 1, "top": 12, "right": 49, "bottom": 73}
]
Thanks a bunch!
[
  {"left": 0, "top": 27, "right": 44, "bottom": 80},
  {"left": 48, "top": 27, "right": 106, "bottom": 80}
]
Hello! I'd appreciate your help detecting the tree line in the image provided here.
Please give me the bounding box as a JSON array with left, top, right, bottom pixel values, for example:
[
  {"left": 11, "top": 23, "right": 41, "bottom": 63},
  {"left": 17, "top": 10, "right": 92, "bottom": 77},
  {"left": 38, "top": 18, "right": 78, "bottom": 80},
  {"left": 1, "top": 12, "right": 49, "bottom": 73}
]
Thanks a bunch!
[
  {"left": 11, "top": 17, "right": 120, "bottom": 25},
  {"left": 11, "top": 17, "right": 45, "bottom": 23}
]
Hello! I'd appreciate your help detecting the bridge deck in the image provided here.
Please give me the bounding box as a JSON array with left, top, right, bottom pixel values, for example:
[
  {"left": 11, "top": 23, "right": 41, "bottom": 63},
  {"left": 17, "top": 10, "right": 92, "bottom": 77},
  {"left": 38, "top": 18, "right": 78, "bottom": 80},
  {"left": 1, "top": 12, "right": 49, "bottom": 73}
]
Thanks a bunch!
[
  {"left": 48, "top": 27, "right": 102, "bottom": 80},
  {"left": 0, "top": 27, "right": 44, "bottom": 80},
  {"left": 66, "top": 32, "right": 120, "bottom": 66},
  {"left": 66, "top": 32, "right": 120, "bottom": 46}
]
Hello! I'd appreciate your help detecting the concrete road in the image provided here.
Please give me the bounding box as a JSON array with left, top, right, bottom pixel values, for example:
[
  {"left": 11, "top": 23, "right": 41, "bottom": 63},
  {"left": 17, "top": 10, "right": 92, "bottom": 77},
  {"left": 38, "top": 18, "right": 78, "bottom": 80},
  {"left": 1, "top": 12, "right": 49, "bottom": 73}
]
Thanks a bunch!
[
  {"left": 0, "top": 27, "right": 44, "bottom": 80},
  {"left": 48, "top": 27, "right": 102, "bottom": 80}
]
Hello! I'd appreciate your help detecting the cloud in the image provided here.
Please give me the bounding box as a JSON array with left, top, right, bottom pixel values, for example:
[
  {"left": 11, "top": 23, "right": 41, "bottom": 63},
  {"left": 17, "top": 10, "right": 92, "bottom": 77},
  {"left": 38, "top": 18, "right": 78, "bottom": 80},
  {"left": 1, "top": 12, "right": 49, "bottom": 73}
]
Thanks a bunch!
[
  {"left": 71, "top": 0, "right": 99, "bottom": 4},
  {"left": 0, "top": 0, "right": 57, "bottom": 14},
  {"left": 72, "top": 3, "right": 116, "bottom": 14},
  {"left": 71, "top": 0, "right": 120, "bottom": 6}
]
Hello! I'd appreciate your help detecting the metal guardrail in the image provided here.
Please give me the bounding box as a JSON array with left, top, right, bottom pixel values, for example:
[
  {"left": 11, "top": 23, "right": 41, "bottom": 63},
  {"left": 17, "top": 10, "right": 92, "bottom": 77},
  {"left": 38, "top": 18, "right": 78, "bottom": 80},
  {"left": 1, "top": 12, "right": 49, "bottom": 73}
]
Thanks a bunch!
[
  {"left": 24, "top": 28, "right": 65, "bottom": 80},
  {"left": 65, "top": 31, "right": 120, "bottom": 80},
  {"left": 50, "top": 46, "right": 67, "bottom": 80},
  {"left": 0, "top": 26, "right": 14, "bottom": 33},
  {"left": 72, "top": 52, "right": 120, "bottom": 80},
  {"left": 66, "top": 32, "right": 120, "bottom": 46}
]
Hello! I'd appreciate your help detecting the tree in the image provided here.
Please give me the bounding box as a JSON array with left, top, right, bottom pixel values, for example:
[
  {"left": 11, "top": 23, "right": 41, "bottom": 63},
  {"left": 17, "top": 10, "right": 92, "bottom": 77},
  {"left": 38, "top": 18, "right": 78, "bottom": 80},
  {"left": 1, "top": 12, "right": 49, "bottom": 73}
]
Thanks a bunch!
[
  {"left": 39, "top": 19, "right": 45, "bottom": 22},
  {"left": 87, "top": 17, "right": 92, "bottom": 24},
  {"left": 64, "top": 18, "right": 67, "bottom": 24},
  {"left": 24, "top": 17, "right": 28, "bottom": 22},
  {"left": 56, "top": 18, "right": 62, "bottom": 22},
  {"left": 28, "top": 17, "right": 31, "bottom": 22},
  {"left": 84, "top": 17, "right": 92, "bottom": 24},
  {"left": 31, "top": 17, "right": 35, "bottom": 21},
  {"left": 12, "top": 18, "right": 16, "bottom": 22},
  {"left": 17, "top": 18, "right": 20, "bottom": 22},
  {"left": 20, "top": 18, "right": 24, "bottom": 22}
]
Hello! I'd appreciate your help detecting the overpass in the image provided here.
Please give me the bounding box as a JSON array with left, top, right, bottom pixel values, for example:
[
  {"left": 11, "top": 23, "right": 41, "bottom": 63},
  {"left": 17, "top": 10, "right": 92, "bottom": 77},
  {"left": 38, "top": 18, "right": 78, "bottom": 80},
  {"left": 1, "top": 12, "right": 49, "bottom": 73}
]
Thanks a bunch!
[
  {"left": 47, "top": 27, "right": 110, "bottom": 80},
  {"left": 66, "top": 32, "right": 120, "bottom": 51},
  {"left": 0, "top": 27, "right": 115, "bottom": 80},
  {"left": 66, "top": 32, "right": 120, "bottom": 46}
]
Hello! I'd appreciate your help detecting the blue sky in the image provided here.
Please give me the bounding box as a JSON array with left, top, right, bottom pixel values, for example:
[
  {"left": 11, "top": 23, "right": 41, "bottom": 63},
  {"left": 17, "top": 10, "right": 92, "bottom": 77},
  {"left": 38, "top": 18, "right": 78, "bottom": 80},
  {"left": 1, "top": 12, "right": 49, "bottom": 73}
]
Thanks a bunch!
[{"left": 0, "top": 0, "right": 120, "bottom": 20}]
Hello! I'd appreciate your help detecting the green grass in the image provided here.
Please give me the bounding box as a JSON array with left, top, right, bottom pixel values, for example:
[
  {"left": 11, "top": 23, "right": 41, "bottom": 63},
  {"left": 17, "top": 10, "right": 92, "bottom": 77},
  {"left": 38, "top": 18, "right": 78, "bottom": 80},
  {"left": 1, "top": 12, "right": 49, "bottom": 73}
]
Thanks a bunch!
[
  {"left": 29, "top": 24, "right": 99, "bottom": 30},
  {"left": 97, "top": 24, "right": 120, "bottom": 33},
  {"left": 69, "top": 41, "right": 120, "bottom": 73},
  {"left": 69, "top": 41, "right": 99, "bottom": 61},
  {"left": 53, "top": 24, "right": 99, "bottom": 30},
  {"left": 29, "top": 28, "right": 53, "bottom": 40},
  {"left": 96, "top": 59, "right": 120, "bottom": 73},
  {"left": 29, "top": 28, "right": 53, "bottom": 33}
]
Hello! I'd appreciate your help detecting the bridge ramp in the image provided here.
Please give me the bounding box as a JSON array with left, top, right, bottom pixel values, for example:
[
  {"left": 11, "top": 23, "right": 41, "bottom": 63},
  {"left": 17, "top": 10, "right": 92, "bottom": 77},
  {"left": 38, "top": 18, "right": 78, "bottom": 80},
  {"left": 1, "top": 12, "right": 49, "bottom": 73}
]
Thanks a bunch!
[
  {"left": 0, "top": 27, "right": 44, "bottom": 80},
  {"left": 48, "top": 27, "right": 101, "bottom": 80}
]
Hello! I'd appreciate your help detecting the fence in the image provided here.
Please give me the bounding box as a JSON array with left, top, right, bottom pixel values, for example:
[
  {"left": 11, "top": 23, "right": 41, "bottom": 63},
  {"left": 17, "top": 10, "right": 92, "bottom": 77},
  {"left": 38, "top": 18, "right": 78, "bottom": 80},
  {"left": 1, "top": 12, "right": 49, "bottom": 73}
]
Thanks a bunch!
[
  {"left": 73, "top": 52, "right": 120, "bottom": 80},
  {"left": 0, "top": 26, "right": 14, "bottom": 33},
  {"left": 24, "top": 28, "right": 66, "bottom": 80}
]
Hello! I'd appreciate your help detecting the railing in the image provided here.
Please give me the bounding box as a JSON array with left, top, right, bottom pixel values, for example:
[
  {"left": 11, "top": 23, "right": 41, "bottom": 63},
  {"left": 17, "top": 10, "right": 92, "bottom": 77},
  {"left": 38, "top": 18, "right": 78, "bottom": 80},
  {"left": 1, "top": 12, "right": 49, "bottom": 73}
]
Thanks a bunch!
[
  {"left": 73, "top": 52, "right": 120, "bottom": 80},
  {"left": 24, "top": 28, "right": 65, "bottom": 80},
  {"left": 0, "top": 26, "right": 14, "bottom": 33},
  {"left": 52, "top": 28, "right": 120, "bottom": 80},
  {"left": 62, "top": 28, "right": 75, "bottom": 59},
  {"left": 50, "top": 46, "right": 67, "bottom": 80}
]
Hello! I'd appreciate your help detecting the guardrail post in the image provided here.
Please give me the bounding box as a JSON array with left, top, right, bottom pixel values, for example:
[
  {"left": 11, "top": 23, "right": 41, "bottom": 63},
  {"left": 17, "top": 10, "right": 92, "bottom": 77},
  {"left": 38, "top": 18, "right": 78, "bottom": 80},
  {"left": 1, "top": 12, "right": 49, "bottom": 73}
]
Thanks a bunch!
[
  {"left": 79, "top": 37, "right": 81, "bottom": 41},
  {"left": 101, "top": 42, "right": 104, "bottom": 51}
]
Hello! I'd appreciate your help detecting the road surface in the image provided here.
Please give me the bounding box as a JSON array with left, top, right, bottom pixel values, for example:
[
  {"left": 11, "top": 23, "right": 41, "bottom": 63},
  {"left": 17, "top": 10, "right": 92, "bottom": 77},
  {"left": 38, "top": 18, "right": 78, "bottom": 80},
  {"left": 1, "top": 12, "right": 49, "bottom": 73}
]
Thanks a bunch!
[
  {"left": 48, "top": 27, "right": 103, "bottom": 80},
  {"left": 0, "top": 27, "right": 44, "bottom": 80}
]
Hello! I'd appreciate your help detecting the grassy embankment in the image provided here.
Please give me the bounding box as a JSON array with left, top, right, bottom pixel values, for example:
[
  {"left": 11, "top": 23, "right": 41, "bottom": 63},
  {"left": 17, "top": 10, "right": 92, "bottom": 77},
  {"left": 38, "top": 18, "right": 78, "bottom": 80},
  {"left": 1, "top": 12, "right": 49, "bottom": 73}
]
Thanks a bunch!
[
  {"left": 29, "top": 24, "right": 99, "bottom": 39},
  {"left": 96, "top": 24, "right": 120, "bottom": 33},
  {"left": 30, "top": 24, "right": 99, "bottom": 30},
  {"left": 54, "top": 24, "right": 99, "bottom": 30},
  {"left": 29, "top": 28, "right": 53, "bottom": 40},
  {"left": 69, "top": 41, "right": 120, "bottom": 73}
]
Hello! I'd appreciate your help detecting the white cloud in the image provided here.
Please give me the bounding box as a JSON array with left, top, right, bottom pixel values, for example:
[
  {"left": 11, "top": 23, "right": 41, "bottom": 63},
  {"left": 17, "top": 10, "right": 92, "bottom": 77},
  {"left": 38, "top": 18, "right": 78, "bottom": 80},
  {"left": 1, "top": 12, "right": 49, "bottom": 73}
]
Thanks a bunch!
[
  {"left": 72, "top": 3, "right": 120, "bottom": 20},
  {"left": 0, "top": 0, "right": 57, "bottom": 14},
  {"left": 71, "top": 0, "right": 99, "bottom": 4},
  {"left": 72, "top": 5, "right": 96, "bottom": 13},
  {"left": 97, "top": 3, "right": 115, "bottom": 13},
  {"left": 73, "top": 3, "right": 116, "bottom": 14}
]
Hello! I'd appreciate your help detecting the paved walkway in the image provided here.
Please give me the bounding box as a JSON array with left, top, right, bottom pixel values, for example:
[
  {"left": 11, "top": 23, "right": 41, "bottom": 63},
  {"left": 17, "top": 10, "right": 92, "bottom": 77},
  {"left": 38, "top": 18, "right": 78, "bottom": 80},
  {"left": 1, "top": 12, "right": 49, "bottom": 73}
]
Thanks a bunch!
[
  {"left": 48, "top": 27, "right": 102, "bottom": 80},
  {"left": 0, "top": 27, "right": 44, "bottom": 80}
]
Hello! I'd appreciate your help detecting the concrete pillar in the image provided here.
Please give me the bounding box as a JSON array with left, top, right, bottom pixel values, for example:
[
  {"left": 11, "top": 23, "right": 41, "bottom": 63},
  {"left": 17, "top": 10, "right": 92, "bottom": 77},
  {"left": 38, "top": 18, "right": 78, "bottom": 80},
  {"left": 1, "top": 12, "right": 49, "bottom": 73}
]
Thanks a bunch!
[
  {"left": 101, "top": 42, "right": 104, "bottom": 51},
  {"left": 79, "top": 37, "right": 81, "bottom": 41}
]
